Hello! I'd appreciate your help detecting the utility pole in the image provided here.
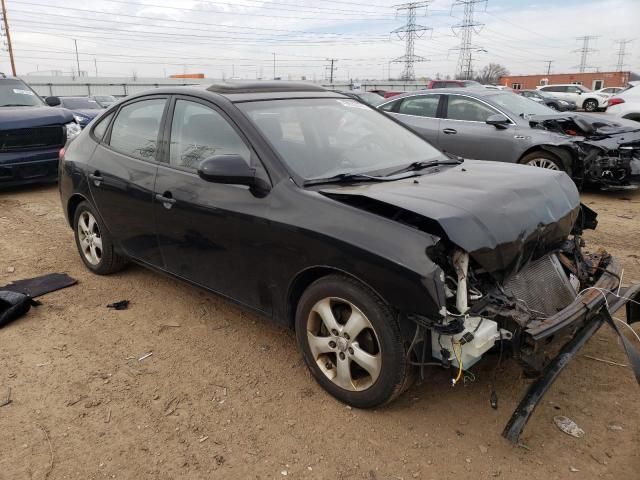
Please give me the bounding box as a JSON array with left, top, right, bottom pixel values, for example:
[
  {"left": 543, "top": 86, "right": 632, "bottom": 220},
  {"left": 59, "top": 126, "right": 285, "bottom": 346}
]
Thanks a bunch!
[
  {"left": 73, "top": 39, "right": 80, "bottom": 77},
  {"left": 613, "top": 38, "right": 632, "bottom": 71},
  {"left": 326, "top": 58, "right": 337, "bottom": 84},
  {"left": 544, "top": 60, "right": 553, "bottom": 75},
  {"left": 573, "top": 35, "right": 598, "bottom": 73},
  {"left": 390, "top": 2, "right": 431, "bottom": 81},
  {"left": 272, "top": 52, "right": 276, "bottom": 79},
  {"left": 451, "top": 0, "right": 487, "bottom": 80},
  {"left": 1, "top": 0, "right": 16, "bottom": 76},
  {"left": 94, "top": 57, "right": 98, "bottom": 77}
]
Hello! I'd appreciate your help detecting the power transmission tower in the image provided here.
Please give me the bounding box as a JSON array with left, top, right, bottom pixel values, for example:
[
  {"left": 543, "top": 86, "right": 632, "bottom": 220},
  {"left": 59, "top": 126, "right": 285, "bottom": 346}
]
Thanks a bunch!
[
  {"left": 1, "top": 0, "right": 16, "bottom": 76},
  {"left": 325, "top": 58, "right": 338, "bottom": 83},
  {"left": 544, "top": 60, "right": 553, "bottom": 75},
  {"left": 390, "top": 2, "right": 432, "bottom": 81},
  {"left": 573, "top": 35, "right": 598, "bottom": 73},
  {"left": 613, "top": 39, "right": 633, "bottom": 71},
  {"left": 451, "top": 0, "right": 487, "bottom": 80}
]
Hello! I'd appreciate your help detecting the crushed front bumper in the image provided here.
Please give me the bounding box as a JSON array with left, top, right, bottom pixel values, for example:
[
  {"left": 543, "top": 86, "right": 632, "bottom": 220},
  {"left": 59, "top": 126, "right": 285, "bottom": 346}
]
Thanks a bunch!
[{"left": 503, "top": 258, "right": 640, "bottom": 443}]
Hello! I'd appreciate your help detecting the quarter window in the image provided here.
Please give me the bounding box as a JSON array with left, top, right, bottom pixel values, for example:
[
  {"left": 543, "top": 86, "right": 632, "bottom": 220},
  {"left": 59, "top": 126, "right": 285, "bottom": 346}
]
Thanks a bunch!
[
  {"left": 379, "top": 99, "right": 400, "bottom": 112},
  {"left": 398, "top": 95, "right": 440, "bottom": 118},
  {"left": 108, "top": 98, "right": 166, "bottom": 161},
  {"left": 169, "top": 100, "right": 250, "bottom": 170},
  {"left": 92, "top": 112, "right": 114, "bottom": 141},
  {"left": 445, "top": 96, "right": 497, "bottom": 122}
]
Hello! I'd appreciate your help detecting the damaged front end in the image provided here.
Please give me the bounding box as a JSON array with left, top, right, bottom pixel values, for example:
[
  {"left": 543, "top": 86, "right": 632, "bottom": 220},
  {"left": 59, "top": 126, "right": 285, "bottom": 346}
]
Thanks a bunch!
[
  {"left": 411, "top": 206, "right": 640, "bottom": 443},
  {"left": 529, "top": 114, "right": 640, "bottom": 190}
]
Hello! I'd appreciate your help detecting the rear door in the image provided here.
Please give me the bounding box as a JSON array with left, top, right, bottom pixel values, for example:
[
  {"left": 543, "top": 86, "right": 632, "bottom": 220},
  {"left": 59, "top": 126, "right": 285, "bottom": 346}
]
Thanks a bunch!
[
  {"left": 437, "top": 94, "right": 516, "bottom": 163},
  {"left": 87, "top": 96, "right": 168, "bottom": 266},
  {"left": 387, "top": 94, "right": 442, "bottom": 147},
  {"left": 153, "top": 96, "right": 273, "bottom": 312}
]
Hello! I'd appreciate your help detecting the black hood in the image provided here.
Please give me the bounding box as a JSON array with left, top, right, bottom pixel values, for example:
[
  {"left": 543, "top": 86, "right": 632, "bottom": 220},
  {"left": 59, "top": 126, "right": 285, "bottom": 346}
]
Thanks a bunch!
[
  {"left": 320, "top": 160, "right": 580, "bottom": 275},
  {"left": 0, "top": 105, "right": 74, "bottom": 129}
]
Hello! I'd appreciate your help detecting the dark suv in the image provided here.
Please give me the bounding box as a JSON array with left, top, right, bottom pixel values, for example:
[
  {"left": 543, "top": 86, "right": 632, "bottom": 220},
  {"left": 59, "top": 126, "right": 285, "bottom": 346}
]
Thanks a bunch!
[{"left": 0, "top": 76, "right": 80, "bottom": 187}]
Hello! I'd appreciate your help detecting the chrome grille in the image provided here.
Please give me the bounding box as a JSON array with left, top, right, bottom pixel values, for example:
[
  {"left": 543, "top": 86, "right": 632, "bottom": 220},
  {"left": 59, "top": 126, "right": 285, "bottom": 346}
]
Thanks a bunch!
[{"left": 503, "top": 254, "right": 576, "bottom": 318}]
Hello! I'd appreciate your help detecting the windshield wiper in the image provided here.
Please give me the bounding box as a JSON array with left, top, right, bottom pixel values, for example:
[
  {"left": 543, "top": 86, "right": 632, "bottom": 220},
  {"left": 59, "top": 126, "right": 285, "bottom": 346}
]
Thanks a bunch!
[
  {"left": 386, "top": 157, "right": 463, "bottom": 176},
  {"left": 304, "top": 171, "right": 419, "bottom": 187}
]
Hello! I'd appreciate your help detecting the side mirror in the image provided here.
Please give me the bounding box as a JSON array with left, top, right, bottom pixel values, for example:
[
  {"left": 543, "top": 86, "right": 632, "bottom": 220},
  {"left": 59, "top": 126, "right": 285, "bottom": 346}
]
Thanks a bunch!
[
  {"left": 45, "top": 96, "right": 61, "bottom": 107},
  {"left": 486, "top": 114, "right": 510, "bottom": 129},
  {"left": 198, "top": 154, "right": 257, "bottom": 186}
]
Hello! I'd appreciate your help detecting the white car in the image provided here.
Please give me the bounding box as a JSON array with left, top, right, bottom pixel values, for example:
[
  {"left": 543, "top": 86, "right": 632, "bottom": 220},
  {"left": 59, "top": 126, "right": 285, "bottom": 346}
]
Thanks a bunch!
[
  {"left": 596, "top": 87, "right": 625, "bottom": 96},
  {"left": 536, "top": 84, "right": 608, "bottom": 112},
  {"left": 605, "top": 85, "right": 640, "bottom": 122}
]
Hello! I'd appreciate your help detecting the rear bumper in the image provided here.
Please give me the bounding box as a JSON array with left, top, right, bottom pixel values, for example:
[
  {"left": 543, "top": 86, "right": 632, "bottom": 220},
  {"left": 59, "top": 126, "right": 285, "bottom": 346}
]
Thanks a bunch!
[
  {"left": 503, "top": 260, "right": 640, "bottom": 443},
  {"left": 0, "top": 149, "right": 60, "bottom": 187}
]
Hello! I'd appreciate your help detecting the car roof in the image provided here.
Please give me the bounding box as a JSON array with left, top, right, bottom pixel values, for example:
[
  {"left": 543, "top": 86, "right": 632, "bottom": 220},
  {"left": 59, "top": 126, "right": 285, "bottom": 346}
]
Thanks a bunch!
[{"left": 382, "top": 87, "right": 504, "bottom": 101}]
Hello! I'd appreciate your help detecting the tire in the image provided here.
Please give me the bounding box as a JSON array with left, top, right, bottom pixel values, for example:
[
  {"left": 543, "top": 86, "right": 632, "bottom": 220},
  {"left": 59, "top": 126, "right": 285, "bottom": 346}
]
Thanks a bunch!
[
  {"left": 548, "top": 103, "right": 559, "bottom": 111},
  {"left": 295, "top": 274, "right": 412, "bottom": 408},
  {"left": 520, "top": 151, "right": 567, "bottom": 173},
  {"left": 73, "top": 201, "right": 127, "bottom": 275},
  {"left": 583, "top": 99, "right": 598, "bottom": 112}
]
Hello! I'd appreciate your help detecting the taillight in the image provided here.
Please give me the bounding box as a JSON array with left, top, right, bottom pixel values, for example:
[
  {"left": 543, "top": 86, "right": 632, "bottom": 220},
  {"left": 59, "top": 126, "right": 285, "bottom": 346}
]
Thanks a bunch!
[
  {"left": 608, "top": 97, "right": 625, "bottom": 107},
  {"left": 59, "top": 147, "right": 65, "bottom": 160}
]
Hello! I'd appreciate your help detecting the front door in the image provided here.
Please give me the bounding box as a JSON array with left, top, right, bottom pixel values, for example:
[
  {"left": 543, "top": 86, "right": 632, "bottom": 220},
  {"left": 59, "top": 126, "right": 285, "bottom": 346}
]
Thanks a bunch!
[
  {"left": 87, "top": 96, "right": 168, "bottom": 266},
  {"left": 153, "top": 97, "right": 273, "bottom": 312},
  {"left": 437, "top": 94, "right": 517, "bottom": 163}
]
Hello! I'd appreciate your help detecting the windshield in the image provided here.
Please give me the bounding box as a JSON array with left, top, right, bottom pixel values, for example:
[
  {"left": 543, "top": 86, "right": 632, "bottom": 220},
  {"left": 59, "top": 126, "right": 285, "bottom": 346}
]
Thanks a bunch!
[
  {"left": 61, "top": 97, "right": 102, "bottom": 110},
  {"left": 94, "top": 95, "right": 116, "bottom": 104},
  {"left": 486, "top": 92, "right": 556, "bottom": 116},
  {"left": 0, "top": 79, "right": 44, "bottom": 107},
  {"left": 238, "top": 98, "right": 443, "bottom": 180}
]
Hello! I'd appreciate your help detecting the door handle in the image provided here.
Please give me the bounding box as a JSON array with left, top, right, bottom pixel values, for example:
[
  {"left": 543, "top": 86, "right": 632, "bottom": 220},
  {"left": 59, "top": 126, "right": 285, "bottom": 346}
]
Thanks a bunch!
[
  {"left": 89, "top": 171, "right": 103, "bottom": 186},
  {"left": 155, "top": 192, "right": 177, "bottom": 210},
  {"left": 442, "top": 128, "right": 457, "bottom": 134}
]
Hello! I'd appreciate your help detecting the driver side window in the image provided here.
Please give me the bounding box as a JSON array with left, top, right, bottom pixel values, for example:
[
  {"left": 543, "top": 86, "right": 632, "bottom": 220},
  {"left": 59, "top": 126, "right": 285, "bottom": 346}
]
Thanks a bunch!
[{"left": 169, "top": 100, "right": 251, "bottom": 170}]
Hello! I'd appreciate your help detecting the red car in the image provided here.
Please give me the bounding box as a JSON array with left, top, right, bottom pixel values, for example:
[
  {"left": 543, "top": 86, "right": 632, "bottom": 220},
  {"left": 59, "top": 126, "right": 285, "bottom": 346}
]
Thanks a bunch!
[{"left": 383, "top": 79, "right": 483, "bottom": 98}]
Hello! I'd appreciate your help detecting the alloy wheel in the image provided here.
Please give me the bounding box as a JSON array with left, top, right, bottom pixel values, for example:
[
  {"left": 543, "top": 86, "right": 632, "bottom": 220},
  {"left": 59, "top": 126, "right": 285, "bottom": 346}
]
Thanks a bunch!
[
  {"left": 526, "top": 158, "right": 560, "bottom": 170},
  {"left": 306, "top": 297, "right": 382, "bottom": 391},
  {"left": 77, "top": 211, "right": 103, "bottom": 265}
]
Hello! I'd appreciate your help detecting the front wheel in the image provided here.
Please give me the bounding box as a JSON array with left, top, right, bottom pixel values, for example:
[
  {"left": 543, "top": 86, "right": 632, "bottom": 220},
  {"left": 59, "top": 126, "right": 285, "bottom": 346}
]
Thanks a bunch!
[
  {"left": 295, "top": 275, "right": 412, "bottom": 408},
  {"left": 520, "top": 151, "right": 566, "bottom": 173}
]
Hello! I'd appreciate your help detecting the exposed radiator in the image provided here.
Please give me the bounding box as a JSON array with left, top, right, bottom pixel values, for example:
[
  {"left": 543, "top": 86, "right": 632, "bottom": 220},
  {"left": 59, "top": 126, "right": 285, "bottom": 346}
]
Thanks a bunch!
[{"left": 503, "top": 254, "right": 577, "bottom": 318}]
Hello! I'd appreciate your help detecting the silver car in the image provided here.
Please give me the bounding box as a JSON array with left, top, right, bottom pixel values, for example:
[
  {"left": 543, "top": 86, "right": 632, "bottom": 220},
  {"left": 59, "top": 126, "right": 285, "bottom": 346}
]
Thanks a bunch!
[{"left": 378, "top": 89, "right": 640, "bottom": 189}]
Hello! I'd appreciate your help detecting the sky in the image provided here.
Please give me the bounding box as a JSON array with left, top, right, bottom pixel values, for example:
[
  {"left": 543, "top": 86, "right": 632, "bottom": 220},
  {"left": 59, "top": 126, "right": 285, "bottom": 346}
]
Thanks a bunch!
[{"left": 1, "top": 0, "right": 639, "bottom": 80}]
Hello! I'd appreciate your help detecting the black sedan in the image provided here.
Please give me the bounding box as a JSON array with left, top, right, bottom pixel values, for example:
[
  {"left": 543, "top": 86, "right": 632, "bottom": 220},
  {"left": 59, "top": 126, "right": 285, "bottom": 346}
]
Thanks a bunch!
[
  {"left": 59, "top": 82, "right": 639, "bottom": 442},
  {"left": 516, "top": 89, "right": 577, "bottom": 111},
  {"left": 46, "top": 96, "right": 103, "bottom": 128}
]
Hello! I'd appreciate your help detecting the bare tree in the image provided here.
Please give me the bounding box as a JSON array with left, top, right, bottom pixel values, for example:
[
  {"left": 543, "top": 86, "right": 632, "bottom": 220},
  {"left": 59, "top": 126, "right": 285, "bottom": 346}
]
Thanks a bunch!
[{"left": 474, "top": 63, "right": 509, "bottom": 84}]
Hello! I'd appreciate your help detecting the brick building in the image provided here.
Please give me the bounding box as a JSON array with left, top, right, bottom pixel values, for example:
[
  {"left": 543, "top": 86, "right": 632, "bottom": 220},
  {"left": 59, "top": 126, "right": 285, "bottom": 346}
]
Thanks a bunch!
[{"left": 498, "top": 71, "right": 638, "bottom": 90}]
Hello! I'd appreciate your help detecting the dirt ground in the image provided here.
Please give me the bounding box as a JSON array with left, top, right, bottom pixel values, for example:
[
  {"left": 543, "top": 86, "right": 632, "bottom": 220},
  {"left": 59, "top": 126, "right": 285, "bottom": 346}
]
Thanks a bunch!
[{"left": 0, "top": 184, "right": 639, "bottom": 480}]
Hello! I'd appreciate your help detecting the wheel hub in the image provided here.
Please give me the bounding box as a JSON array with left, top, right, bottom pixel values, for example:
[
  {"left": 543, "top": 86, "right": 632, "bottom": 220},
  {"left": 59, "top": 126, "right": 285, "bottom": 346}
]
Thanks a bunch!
[{"left": 336, "top": 336, "right": 349, "bottom": 352}]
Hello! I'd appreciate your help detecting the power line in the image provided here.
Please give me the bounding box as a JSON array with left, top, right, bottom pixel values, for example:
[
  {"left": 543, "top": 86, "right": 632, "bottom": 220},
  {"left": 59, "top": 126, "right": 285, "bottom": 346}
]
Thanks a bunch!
[
  {"left": 613, "top": 38, "right": 633, "bottom": 71},
  {"left": 451, "top": 0, "right": 487, "bottom": 80},
  {"left": 391, "top": 2, "right": 432, "bottom": 81},
  {"left": 0, "top": 0, "right": 16, "bottom": 75},
  {"left": 573, "top": 35, "right": 598, "bottom": 73}
]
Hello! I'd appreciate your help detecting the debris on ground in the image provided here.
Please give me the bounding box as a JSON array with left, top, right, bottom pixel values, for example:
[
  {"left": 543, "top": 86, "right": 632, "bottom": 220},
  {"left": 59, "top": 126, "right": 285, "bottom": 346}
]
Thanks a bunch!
[
  {"left": 138, "top": 352, "right": 153, "bottom": 362},
  {"left": 6, "top": 266, "right": 15, "bottom": 273},
  {"left": 554, "top": 416, "right": 585, "bottom": 438},
  {"left": 607, "top": 424, "right": 623, "bottom": 431},
  {"left": 0, "top": 290, "right": 34, "bottom": 328},
  {"left": 0, "top": 386, "right": 11, "bottom": 407},
  {"left": 1, "top": 273, "right": 77, "bottom": 297},
  {"left": 107, "top": 300, "right": 129, "bottom": 310},
  {"left": 569, "top": 466, "right": 579, "bottom": 472}
]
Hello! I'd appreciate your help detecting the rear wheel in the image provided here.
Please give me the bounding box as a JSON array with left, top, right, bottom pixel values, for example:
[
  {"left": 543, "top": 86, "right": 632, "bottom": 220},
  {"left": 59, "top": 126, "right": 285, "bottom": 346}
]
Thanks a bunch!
[
  {"left": 548, "top": 103, "right": 559, "bottom": 110},
  {"left": 295, "top": 275, "right": 412, "bottom": 408},
  {"left": 520, "top": 151, "right": 565, "bottom": 172},
  {"left": 73, "top": 201, "right": 127, "bottom": 275},
  {"left": 583, "top": 99, "right": 598, "bottom": 112}
]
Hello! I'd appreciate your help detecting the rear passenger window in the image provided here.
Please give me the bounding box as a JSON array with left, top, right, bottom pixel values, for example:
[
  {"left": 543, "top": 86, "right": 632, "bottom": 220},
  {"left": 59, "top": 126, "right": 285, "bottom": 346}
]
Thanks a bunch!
[
  {"left": 446, "top": 96, "right": 497, "bottom": 122},
  {"left": 379, "top": 99, "right": 400, "bottom": 112},
  {"left": 108, "top": 99, "right": 166, "bottom": 161},
  {"left": 169, "top": 100, "right": 251, "bottom": 170},
  {"left": 398, "top": 95, "right": 440, "bottom": 118},
  {"left": 92, "top": 112, "right": 113, "bottom": 141}
]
